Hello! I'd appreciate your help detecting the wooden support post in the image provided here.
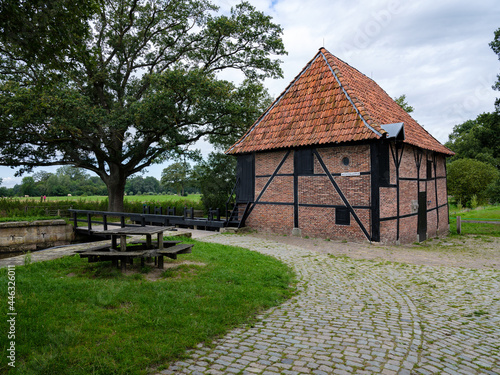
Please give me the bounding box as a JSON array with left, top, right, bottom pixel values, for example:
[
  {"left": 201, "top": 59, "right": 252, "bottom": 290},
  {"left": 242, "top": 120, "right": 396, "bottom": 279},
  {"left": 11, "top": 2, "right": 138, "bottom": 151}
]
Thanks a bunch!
[
  {"left": 120, "top": 235, "right": 127, "bottom": 251},
  {"left": 103, "top": 215, "right": 108, "bottom": 230},
  {"left": 111, "top": 235, "right": 117, "bottom": 250},
  {"left": 158, "top": 256, "right": 164, "bottom": 269},
  {"left": 157, "top": 232, "right": 163, "bottom": 250},
  {"left": 457, "top": 216, "right": 461, "bottom": 235},
  {"left": 141, "top": 258, "right": 145, "bottom": 268},
  {"left": 121, "top": 257, "right": 126, "bottom": 271},
  {"left": 146, "top": 234, "right": 152, "bottom": 249},
  {"left": 120, "top": 216, "right": 125, "bottom": 228},
  {"left": 73, "top": 212, "right": 78, "bottom": 228},
  {"left": 87, "top": 213, "right": 92, "bottom": 231}
]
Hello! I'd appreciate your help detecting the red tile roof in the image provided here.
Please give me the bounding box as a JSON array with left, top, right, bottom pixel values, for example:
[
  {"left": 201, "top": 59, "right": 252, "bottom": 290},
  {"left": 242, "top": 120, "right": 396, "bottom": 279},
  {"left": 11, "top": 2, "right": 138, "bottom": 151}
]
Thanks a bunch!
[{"left": 227, "top": 48, "right": 453, "bottom": 156}]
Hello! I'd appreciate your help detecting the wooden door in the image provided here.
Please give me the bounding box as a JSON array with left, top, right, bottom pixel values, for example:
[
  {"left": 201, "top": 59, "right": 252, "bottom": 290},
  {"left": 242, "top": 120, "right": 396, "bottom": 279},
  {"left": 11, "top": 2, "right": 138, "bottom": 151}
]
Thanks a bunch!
[{"left": 418, "top": 191, "right": 427, "bottom": 242}]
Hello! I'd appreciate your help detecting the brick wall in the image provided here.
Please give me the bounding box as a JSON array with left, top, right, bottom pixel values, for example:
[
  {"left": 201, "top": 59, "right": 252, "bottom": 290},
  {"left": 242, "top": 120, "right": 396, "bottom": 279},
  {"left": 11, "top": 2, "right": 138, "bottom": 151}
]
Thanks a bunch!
[{"left": 243, "top": 142, "right": 450, "bottom": 244}]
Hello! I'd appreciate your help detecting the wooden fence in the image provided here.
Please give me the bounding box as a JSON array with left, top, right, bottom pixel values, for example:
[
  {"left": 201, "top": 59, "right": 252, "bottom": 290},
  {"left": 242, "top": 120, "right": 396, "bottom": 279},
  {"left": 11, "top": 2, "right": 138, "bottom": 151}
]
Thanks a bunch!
[{"left": 456, "top": 216, "right": 500, "bottom": 234}]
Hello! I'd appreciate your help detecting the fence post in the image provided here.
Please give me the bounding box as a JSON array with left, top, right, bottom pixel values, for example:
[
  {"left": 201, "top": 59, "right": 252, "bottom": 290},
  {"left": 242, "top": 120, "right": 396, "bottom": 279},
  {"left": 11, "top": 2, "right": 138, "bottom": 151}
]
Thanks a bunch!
[{"left": 457, "top": 215, "right": 461, "bottom": 234}]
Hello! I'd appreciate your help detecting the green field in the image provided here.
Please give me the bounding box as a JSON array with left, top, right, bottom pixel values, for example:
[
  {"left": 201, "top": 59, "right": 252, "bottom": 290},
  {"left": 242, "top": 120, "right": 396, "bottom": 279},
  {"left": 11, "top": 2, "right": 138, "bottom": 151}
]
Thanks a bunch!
[{"left": 449, "top": 205, "right": 500, "bottom": 236}]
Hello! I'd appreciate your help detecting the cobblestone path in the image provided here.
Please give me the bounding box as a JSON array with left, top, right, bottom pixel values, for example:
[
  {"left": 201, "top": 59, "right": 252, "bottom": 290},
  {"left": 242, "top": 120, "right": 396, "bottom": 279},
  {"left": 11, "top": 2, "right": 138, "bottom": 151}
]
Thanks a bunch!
[{"left": 159, "top": 234, "right": 500, "bottom": 375}]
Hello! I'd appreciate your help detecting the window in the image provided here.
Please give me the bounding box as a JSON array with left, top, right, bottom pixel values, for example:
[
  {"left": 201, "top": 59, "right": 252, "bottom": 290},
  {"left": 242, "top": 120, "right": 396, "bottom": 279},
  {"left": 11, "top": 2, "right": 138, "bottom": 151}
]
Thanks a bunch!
[
  {"left": 336, "top": 207, "right": 350, "bottom": 225},
  {"left": 342, "top": 157, "right": 350, "bottom": 166},
  {"left": 427, "top": 160, "right": 433, "bottom": 180},
  {"left": 295, "top": 148, "right": 314, "bottom": 175}
]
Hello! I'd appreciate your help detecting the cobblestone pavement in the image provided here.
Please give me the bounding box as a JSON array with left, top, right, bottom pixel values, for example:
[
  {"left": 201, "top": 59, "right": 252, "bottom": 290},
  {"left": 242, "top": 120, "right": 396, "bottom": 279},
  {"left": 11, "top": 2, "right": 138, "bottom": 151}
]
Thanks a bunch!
[{"left": 159, "top": 234, "right": 500, "bottom": 375}]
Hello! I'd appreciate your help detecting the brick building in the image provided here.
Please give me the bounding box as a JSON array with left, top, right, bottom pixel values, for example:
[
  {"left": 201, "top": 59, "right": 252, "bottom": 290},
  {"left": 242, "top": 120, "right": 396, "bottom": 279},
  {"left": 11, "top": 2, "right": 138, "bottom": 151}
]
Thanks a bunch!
[{"left": 226, "top": 48, "right": 454, "bottom": 244}]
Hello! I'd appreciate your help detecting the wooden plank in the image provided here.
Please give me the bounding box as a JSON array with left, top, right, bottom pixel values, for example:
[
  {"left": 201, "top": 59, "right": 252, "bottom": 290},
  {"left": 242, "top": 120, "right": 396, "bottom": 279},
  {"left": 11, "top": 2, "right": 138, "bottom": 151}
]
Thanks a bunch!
[
  {"left": 79, "top": 250, "right": 158, "bottom": 257},
  {"left": 157, "top": 244, "right": 193, "bottom": 255},
  {"left": 129, "top": 240, "right": 180, "bottom": 247},
  {"left": 461, "top": 220, "right": 500, "bottom": 224}
]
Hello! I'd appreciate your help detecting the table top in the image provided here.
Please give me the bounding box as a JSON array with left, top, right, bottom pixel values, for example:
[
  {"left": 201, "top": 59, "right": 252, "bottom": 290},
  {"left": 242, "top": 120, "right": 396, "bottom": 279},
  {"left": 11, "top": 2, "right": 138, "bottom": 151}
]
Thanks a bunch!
[{"left": 93, "top": 226, "right": 166, "bottom": 236}]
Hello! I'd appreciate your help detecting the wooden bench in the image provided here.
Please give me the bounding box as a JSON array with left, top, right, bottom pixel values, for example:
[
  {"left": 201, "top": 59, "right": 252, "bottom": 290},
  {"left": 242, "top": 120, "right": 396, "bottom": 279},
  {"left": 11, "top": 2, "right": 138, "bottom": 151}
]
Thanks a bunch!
[{"left": 79, "top": 243, "right": 193, "bottom": 269}]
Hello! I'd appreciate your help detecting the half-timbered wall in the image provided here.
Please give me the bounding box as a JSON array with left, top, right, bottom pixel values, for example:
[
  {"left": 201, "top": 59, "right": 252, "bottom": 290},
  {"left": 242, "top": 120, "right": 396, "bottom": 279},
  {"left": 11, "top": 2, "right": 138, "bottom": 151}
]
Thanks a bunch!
[
  {"left": 239, "top": 141, "right": 449, "bottom": 244},
  {"left": 379, "top": 143, "right": 449, "bottom": 244}
]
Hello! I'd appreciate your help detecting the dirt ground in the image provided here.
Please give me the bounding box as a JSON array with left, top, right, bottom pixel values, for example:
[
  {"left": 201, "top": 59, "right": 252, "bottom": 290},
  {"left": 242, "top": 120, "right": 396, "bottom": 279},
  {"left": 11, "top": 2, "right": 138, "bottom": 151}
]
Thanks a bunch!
[{"left": 247, "top": 232, "right": 500, "bottom": 269}]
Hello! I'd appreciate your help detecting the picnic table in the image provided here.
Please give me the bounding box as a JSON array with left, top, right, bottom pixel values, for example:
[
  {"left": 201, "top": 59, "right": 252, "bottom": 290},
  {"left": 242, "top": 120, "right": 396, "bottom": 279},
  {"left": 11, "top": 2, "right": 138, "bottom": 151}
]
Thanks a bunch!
[{"left": 78, "top": 226, "right": 193, "bottom": 270}]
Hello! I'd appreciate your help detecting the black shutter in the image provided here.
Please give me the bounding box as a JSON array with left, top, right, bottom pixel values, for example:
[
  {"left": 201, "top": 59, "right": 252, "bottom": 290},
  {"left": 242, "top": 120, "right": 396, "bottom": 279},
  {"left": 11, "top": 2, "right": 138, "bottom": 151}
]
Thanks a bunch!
[
  {"left": 379, "top": 142, "right": 390, "bottom": 186},
  {"left": 295, "top": 148, "right": 314, "bottom": 175},
  {"left": 236, "top": 154, "right": 255, "bottom": 203}
]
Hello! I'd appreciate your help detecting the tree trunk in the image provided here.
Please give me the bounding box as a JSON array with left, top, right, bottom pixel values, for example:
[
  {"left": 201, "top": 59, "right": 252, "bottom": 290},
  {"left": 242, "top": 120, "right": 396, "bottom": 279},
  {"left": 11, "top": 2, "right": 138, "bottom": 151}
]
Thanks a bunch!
[{"left": 104, "top": 168, "right": 127, "bottom": 212}]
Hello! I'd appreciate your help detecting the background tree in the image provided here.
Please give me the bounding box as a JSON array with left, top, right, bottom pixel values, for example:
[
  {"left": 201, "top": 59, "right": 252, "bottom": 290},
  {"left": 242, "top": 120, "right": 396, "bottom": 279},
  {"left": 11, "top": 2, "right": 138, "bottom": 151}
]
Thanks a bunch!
[
  {"left": 19, "top": 176, "right": 39, "bottom": 197},
  {"left": 194, "top": 152, "right": 237, "bottom": 213},
  {"left": 445, "top": 112, "right": 500, "bottom": 167},
  {"left": 161, "top": 162, "right": 192, "bottom": 196},
  {"left": 490, "top": 27, "right": 500, "bottom": 110},
  {"left": 0, "top": 0, "right": 286, "bottom": 211},
  {"left": 394, "top": 94, "right": 414, "bottom": 114},
  {"left": 447, "top": 158, "right": 499, "bottom": 206}
]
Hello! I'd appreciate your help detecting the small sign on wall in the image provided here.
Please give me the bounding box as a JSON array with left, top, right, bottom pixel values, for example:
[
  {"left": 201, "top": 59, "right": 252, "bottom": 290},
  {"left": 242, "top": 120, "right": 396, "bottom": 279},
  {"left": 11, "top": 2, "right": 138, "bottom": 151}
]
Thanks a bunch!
[
  {"left": 341, "top": 172, "right": 361, "bottom": 177},
  {"left": 411, "top": 200, "right": 419, "bottom": 214}
]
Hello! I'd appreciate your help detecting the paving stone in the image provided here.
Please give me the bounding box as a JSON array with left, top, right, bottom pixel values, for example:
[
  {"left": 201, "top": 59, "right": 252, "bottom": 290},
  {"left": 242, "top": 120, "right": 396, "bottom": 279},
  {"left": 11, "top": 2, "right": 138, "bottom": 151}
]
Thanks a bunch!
[{"left": 153, "top": 235, "right": 500, "bottom": 375}]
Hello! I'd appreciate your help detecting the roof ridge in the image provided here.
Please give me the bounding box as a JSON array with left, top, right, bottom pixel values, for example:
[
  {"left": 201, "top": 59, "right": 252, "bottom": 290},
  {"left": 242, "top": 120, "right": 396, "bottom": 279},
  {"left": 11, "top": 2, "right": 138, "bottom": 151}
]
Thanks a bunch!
[
  {"left": 227, "top": 51, "right": 323, "bottom": 154},
  {"left": 319, "top": 49, "right": 383, "bottom": 137}
]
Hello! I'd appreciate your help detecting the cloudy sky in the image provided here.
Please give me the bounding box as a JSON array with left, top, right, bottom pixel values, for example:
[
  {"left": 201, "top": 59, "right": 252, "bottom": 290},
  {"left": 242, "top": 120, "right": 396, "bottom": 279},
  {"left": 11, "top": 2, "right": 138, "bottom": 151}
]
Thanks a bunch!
[{"left": 1, "top": 0, "right": 499, "bottom": 187}]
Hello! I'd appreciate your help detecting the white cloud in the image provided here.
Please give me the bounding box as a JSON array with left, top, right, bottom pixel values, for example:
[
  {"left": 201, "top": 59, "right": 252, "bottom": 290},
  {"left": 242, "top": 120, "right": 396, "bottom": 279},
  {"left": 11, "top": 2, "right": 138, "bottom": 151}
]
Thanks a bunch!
[{"left": 0, "top": 176, "right": 22, "bottom": 189}]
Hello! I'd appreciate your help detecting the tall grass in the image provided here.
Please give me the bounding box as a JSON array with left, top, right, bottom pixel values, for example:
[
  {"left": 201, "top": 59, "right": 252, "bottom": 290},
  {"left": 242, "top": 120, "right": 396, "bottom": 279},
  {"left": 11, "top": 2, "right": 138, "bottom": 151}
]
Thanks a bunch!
[{"left": 0, "top": 195, "right": 203, "bottom": 220}]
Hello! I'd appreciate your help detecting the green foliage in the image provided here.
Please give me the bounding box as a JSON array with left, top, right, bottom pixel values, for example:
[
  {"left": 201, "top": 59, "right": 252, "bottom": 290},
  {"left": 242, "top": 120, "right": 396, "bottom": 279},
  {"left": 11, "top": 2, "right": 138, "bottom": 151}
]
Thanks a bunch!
[
  {"left": 125, "top": 175, "right": 164, "bottom": 196},
  {"left": 447, "top": 159, "right": 499, "bottom": 206},
  {"left": 486, "top": 177, "right": 500, "bottom": 204},
  {"left": 489, "top": 27, "right": 500, "bottom": 110},
  {"left": 445, "top": 112, "right": 500, "bottom": 167},
  {"left": 0, "top": 238, "right": 294, "bottom": 374},
  {"left": 470, "top": 194, "right": 478, "bottom": 210},
  {"left": 194, "top": 152, "right": 237, "bottom": 213},
  {"left": 0, "top": 0, "right": 286, "bottom": 211},
  {"left": 161, "top": 162, "right": 192, "bottom": 196},
  {"left": 394, "top": 94, "right": 414, "bottom": 113}
]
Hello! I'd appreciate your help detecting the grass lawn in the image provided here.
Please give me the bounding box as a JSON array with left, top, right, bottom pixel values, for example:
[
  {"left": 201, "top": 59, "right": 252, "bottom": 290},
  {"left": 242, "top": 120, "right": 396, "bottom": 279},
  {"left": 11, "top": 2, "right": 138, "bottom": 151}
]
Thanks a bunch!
[
  {"left": 448, "top": 205, "right": 500, "bottom": 236},
  {"left": 0, "top": 236, "right": 295, "bottom": 375}
]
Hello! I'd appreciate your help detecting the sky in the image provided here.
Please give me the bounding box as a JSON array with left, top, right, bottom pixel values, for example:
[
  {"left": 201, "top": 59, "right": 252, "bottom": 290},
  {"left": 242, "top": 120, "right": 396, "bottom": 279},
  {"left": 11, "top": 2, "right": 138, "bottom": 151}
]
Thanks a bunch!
[{"left": 1, "top": 0, "right": 499, "bottom": 188}]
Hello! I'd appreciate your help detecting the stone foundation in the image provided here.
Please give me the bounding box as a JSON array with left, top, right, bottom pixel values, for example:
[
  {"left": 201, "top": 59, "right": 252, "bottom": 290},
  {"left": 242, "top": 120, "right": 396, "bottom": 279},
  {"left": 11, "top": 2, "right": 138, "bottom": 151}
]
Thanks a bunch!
[{"left": 0, "top": 220, "right": 74, "bottom": 252}]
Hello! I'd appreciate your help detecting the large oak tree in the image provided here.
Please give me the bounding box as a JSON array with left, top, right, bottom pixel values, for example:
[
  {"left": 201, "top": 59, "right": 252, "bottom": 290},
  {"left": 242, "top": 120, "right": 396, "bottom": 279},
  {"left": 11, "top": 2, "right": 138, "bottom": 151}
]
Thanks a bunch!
[{"left": 0, "top": 0, "right": 285, "bottom": 211}]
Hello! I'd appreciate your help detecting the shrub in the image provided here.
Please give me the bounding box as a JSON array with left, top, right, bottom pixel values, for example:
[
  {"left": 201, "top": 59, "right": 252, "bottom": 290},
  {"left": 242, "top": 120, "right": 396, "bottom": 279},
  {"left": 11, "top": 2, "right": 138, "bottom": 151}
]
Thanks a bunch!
[{"left": 447, "top": 159, "right": 499, "bottom": 206}]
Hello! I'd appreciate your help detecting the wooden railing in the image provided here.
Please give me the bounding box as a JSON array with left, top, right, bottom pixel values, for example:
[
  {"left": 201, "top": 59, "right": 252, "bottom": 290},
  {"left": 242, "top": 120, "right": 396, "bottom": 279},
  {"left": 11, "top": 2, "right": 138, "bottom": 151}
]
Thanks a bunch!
[
  {"left": 69, "top": 207, "right": 227, "bottom": 234},
  {"left": 456, "top": 216, "right": 500, "bottom": 234}
]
